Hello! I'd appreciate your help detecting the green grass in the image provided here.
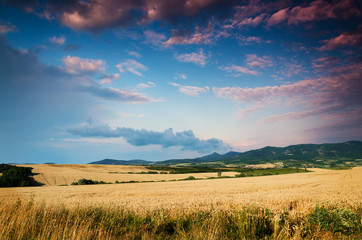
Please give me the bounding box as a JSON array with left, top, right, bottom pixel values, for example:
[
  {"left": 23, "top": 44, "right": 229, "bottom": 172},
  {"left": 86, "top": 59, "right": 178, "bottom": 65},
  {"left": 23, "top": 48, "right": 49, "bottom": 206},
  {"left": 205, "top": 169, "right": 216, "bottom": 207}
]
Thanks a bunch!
[{"left": 1, "top": 200, "right": 360, "bottom": 239}]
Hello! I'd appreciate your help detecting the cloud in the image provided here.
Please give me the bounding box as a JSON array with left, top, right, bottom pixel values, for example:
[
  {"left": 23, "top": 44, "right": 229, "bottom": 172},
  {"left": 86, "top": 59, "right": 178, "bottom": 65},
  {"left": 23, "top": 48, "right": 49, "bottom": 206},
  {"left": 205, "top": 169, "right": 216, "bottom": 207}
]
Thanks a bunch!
[
  {"left": 246, "top": 54, "right": 273, "bottom": 68},
  {"left": 267, "top": 0, "right": 361, "bottom": 26},
  {"left": 221, "top": 65, "right": 258, "bottom": 76},
  {"left": 144, "top": 30, "right": 166, "bottom": 46},
  {"left": 116, "top": 59, "right": 148, "bottom": 77},
  {"left": 99, "top": 73, "right": 120, "bottom": 84},
  {"left": 0, "top": 22, "right": 17, "bottom": 34},
  {"left": 313, "top": 57, "right": 339, "bottom": 68},
  {"left": 175, "top": 73, "right": 187, "bottom": 80},
  {"left": 49, "top": 36, "right": 66, "bottom": 45},
  {"left": 62, "top": 55, "right": 105, "bottom": 74},
  {"left": 138, "top": 81, "right": 156, "bottom": 88},
  {"left": 170, "top": 82, "right": 209, "bottom": 97},
  {"left": 164, "top": 24, "right": 214, "bottom": 46},
  {"left": 67, "top": 122, "right": 231, "bottom": 153},
  {"left": 319, "top": 31, "right": 362, "bottom": 50},
  {"left": 174, "top": 49, "right": 208, "bottom": 66},
  {"left": 236, "top": 36, "right": 271, "bottom": 45},
  {"left": 80, "top": 85, "right": 155, "bottom": 103},
  {"left": 60, "top": 0, "right": 136, "bottom": 32},
  {"left": 214, "top": 62, "right": 362, "bottom": 125},
  {"left": 126, "top": 50, "right": 142, "bottom": 58},
  {"left": 267, "top": 8, "right": 289, "bottom": 26}
]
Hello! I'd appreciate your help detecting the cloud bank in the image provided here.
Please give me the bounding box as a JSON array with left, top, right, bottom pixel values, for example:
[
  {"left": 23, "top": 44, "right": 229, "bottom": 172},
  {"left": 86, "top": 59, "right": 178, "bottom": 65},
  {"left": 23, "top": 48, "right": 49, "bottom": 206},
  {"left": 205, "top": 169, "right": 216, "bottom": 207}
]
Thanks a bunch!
[{"left": 67, "top": 122, "right": 231, "bottom": 153}]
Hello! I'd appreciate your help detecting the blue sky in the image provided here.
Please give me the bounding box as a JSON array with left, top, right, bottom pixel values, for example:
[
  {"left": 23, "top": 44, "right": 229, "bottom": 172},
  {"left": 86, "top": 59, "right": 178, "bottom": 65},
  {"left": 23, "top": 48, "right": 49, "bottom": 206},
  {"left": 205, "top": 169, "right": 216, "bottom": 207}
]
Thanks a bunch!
[{"left": 1, "top": 0, "right": 361, "bottom": 163}]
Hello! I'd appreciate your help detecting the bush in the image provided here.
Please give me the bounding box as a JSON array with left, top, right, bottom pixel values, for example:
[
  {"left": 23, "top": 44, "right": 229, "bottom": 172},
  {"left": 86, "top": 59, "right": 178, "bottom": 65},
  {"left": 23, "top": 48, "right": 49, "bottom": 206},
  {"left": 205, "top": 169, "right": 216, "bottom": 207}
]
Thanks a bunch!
[
  {"left": 307, "top": 204, "right": 362, "bottom": 235},
  {"left": 0, "top": 164, "right": 34, "bottom": 187},
  {"left": 71, "top": 178, "right": 110, "bottom": 185},
  {"left": 184, "top": 176, "right": 196, "bottom": 180}
]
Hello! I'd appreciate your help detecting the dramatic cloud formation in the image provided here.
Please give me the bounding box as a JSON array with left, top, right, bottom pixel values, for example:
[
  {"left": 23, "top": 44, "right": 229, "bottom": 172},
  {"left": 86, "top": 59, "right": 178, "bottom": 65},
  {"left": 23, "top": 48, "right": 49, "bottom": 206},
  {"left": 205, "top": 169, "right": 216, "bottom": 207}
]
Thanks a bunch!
[
  {"left": 62, "top": 56, "right": 105, "bottom": 74},
  {"left": 319, "top": 30, "right": 362, "bottom": 50},
  {"left": 170, "top": 83, "right": 209, "bottom": 97},
  {"left": 267, "top": 0, "right": 361, "bottom": 26},
  {"left": 214, "top": 62, "right": 362, "bottom": 125},
  {"left": 67, "top": 122, "right": 231, "bottom": 153},
  {"left": 174, "top": 49, "right": 208, "bottom": 66}
]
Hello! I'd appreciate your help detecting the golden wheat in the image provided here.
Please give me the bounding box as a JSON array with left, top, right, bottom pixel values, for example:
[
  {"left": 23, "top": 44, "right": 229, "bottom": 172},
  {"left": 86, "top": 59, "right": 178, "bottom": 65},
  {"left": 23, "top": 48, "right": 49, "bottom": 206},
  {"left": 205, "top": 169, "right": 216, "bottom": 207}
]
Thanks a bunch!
[{"left": 1, "top": 166, "right": 361, "bottom": 214}]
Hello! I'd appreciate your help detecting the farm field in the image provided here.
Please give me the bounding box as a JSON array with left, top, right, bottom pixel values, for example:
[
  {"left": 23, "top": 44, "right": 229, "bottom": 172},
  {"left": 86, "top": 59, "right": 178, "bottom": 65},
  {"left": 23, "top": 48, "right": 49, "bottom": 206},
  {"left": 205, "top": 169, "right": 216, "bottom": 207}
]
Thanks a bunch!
[
  {"left": 1, "top": 165, "right": 361, "bottom": 239},
  {"left": 16, "top": 164, "right": 240, "bottom": 186},
  {"left": 1, "top": 165, "right": 360, "bottom": 212}
]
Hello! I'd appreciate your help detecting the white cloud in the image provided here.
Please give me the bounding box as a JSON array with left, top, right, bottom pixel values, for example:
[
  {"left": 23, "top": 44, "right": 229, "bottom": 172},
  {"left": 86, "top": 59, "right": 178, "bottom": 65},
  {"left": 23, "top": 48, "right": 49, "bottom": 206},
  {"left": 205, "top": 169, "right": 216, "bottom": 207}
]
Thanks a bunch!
[
  {"left": 170, "top": 82, "right": 209, "bottom": 97},
  {"left": 116, "top": 59, "right": 148, "bottom": 77},
  {"left": 138, "top": 81, "right": 156, "bottom": 88},
  {"left": 62, "top": 56, "right": 105, "bottom": 75},
  {"left": 127, "top": 50, "right": 142, "bottom": 58},
  {"left": 174, "top": 49, "right": 208, "bottom": 67}
]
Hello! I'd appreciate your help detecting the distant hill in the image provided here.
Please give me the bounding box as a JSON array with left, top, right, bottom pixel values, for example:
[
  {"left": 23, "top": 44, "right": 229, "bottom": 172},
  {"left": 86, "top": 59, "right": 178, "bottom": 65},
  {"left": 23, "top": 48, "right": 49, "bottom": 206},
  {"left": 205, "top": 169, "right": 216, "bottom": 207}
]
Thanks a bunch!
[
  {"left": 89, "top": 159, "right": 153, "bottom": 165},
  {"left": 89, "top": 141, "right": 362, "bottom": 168}
]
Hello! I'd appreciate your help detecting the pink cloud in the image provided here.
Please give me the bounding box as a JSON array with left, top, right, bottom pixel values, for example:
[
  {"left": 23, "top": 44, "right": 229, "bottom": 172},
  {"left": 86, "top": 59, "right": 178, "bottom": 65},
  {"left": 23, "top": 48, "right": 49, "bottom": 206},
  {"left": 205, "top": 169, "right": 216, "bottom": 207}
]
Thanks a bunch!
[
  {"left": 0, "top": 22, "right": 17, "bottom": 34},
  {"left": 215, "top": 62, "right": 362, "bottom": 123},
  {"left": 164, "top": 24, "right": 214, "bottom": 46},
  {"left": 319, "top": 31, "right": 362, "bottom": 50},
  {"left": 267, "top": 8, "right": 289, "bottom": 26},
  {"left": 99, "top": 73, "right": 120, "bottom": 85},
  {"left": 62, "top": 56, "right": 105, "bottom": 75},
  {"left": 313, "top": 57, "right": 339, "bottom": 68},
  {"left": 221, "top": 65, "right": 259, "bottom": 76},
  {"left": 174, "top": 49, "right": 208, "bottom": 66},
  {"left": 268, "top": 0, "right": 361, "bottom": 26},
  {"left": 246, "top": 54, "right": 273, "bottom": 68}
]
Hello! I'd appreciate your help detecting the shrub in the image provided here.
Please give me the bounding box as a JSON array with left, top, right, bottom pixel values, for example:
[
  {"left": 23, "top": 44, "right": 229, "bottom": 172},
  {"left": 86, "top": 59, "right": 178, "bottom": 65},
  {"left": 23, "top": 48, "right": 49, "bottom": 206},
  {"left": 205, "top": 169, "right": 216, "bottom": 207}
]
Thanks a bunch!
[{"left": 184, "top": 176, "right": 196, "bottom": 180}]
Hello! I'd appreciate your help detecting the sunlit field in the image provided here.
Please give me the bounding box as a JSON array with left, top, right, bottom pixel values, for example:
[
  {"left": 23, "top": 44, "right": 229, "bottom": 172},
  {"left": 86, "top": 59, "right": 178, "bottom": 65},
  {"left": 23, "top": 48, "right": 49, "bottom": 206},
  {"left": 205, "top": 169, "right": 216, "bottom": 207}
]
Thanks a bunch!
[{"left": 0, "top": 166, "right": 361, "bottom": 239}]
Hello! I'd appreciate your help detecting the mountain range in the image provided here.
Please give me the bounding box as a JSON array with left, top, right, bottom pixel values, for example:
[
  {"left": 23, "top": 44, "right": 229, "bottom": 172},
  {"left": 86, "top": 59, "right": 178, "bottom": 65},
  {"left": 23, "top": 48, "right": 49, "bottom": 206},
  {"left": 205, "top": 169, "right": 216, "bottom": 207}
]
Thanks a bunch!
[{"left": 89, "top": 141, "right": 362, "bottom": 168}]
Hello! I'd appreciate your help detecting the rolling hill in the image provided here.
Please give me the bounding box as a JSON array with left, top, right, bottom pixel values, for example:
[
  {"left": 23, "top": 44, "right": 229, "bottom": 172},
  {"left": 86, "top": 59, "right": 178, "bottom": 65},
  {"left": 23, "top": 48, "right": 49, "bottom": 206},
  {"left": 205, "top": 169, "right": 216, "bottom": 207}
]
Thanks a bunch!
[{"left": 90, "top": 141, "right": 362, "bottom": 168}]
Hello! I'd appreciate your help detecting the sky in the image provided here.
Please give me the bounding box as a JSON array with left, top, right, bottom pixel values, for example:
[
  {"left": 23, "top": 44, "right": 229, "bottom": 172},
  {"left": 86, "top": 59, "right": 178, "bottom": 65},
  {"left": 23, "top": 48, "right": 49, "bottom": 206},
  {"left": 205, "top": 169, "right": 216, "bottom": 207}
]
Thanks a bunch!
[{"left": 0, "top": 0, "right": 361, "bottom": 164}]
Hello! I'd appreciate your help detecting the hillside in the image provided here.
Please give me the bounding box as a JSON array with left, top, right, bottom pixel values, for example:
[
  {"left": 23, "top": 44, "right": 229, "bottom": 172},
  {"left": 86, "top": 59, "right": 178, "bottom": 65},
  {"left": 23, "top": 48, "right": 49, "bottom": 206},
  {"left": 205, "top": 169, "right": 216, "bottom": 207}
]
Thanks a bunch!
[{"left": 90, "top": 141, "right": 362, "bottom": 168}]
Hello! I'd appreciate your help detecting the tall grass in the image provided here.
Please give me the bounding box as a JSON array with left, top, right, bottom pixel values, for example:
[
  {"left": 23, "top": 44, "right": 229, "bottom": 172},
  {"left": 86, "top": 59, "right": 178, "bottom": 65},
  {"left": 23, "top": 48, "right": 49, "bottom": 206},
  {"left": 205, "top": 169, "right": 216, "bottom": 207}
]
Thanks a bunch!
[{"left": 0, "top": 199, "right": 360, "bottom": 239}]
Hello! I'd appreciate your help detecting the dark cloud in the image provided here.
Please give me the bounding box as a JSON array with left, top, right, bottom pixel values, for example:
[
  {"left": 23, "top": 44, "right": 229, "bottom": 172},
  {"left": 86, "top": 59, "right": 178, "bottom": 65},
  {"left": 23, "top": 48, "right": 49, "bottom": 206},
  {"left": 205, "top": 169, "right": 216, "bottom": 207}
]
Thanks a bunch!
[{"left": 67, "top": 122, "right": 231, "bottom": 153}]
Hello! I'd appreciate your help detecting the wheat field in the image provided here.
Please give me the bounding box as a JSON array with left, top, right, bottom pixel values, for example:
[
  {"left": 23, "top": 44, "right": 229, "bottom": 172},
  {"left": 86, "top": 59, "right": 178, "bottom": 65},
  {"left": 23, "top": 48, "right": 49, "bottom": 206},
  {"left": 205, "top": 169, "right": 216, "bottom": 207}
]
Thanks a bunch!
[
  {"left": 16, "top": 164, "right": 239, "bottom": 186},
  {"left": 1, "top": 166, "right": 361, "bottom": 239},
  {"left": 1, "top": 166, "right": 361, "bottom": 212}
]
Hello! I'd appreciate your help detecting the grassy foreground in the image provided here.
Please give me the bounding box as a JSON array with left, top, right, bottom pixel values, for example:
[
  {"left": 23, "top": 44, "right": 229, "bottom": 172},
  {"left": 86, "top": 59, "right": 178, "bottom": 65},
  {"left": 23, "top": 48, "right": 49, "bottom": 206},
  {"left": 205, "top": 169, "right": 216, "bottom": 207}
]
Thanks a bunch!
[{"left": 0, "top": 199, "right": 361, "bottom": 240}]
